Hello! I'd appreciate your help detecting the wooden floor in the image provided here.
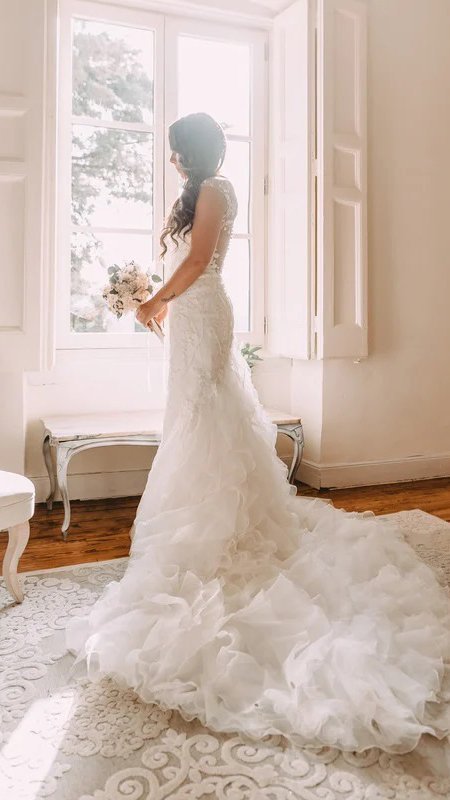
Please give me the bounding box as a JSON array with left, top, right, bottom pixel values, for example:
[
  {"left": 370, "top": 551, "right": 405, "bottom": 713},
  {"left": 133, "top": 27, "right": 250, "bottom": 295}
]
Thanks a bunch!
[{"left": 1, "top": 477, "right": 449, "bottom": 574}]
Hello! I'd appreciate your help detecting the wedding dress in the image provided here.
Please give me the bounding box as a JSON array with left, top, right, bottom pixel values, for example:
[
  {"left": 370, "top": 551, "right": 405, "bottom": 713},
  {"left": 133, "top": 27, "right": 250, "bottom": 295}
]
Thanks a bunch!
[{"left": 66, "top": 175, "right": 450, "bottom": 755}]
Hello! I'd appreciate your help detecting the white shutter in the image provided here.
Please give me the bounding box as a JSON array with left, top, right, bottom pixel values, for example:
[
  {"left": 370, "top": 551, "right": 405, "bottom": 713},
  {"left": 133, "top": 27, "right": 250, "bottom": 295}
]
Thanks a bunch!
[
  {"left": 316, "top": 0, "right": 368, "bottom": 358},
  {"left": 0, "top": 0, "right": 55, "bottom": 373},
  {"left": 267, "top": 0, "right": 314, "bottom": 359}
]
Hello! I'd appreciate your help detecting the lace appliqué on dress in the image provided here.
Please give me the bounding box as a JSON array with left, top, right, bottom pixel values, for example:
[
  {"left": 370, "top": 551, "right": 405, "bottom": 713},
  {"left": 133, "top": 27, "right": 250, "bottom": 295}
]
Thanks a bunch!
[
  {"left": 161, "top": 175, "right": 238, "bottom": 428},
  {"left": 200, "top": 176, "right": 238, "bottom": 273}
]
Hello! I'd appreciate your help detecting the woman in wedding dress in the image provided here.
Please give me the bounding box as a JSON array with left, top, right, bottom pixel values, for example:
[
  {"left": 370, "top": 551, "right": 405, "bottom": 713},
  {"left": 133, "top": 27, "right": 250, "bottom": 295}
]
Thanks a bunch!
[{"left": 66, "top": 112, "right": 450, "bottom": 755}]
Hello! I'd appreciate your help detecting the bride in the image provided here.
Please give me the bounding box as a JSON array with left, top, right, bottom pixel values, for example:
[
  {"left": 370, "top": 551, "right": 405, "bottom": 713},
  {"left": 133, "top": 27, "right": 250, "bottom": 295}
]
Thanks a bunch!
[{"left": 67, "top": 111, "right": 450, "bottom": 755}]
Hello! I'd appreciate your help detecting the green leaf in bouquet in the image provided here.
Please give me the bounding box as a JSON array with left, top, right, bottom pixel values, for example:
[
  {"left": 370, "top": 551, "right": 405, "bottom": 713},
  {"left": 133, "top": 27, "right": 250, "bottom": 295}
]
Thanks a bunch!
[{"left": 152, "top": 273, "right": 163, "bottom": 282}]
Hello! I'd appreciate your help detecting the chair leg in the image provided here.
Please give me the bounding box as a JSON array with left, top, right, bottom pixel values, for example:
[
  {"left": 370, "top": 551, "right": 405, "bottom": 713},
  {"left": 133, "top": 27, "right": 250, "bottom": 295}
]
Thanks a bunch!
[{"left": 3, "top": 521, "right": 30, "bottom": 603}]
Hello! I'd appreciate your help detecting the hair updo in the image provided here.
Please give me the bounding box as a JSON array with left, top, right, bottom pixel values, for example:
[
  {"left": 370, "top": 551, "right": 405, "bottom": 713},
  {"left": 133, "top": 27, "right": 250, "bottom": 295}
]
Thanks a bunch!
[{"left": 160, "top": 112, "right": 227, "bottom": 257}]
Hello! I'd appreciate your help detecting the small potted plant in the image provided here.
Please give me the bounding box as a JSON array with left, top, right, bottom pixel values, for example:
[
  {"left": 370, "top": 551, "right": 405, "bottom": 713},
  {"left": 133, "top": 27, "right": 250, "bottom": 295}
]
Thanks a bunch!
[{"left": 240, "top": 343, "right": 263, "bottom": 371}]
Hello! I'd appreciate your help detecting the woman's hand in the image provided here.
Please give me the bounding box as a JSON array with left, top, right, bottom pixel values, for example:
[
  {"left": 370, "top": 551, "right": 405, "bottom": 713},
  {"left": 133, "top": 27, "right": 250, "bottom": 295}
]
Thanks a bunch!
[
  {"left": 135, "top": 297, "right": 165, "bottom": 328},
  {"left": 154, "top": 304, "right": 168, "bottom": 325}
]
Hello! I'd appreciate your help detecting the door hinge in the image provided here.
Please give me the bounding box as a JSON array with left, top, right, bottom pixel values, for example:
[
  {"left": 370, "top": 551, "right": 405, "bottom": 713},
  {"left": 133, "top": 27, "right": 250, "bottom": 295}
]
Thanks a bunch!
[
  {"left": 264, "top": 40, "right": 269, "bottom": 62},
  {"left": 264, "top": 175, "right": 269, "bottom": 195},
  {"left": 264, "top": 316, "right": 269, "bottom": 335}
]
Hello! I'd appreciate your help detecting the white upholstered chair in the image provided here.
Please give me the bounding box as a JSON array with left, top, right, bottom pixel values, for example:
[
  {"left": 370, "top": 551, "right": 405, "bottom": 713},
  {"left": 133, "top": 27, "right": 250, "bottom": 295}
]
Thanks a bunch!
[{"left": 0, "top": 471, "right": 34, "bottom": 602}]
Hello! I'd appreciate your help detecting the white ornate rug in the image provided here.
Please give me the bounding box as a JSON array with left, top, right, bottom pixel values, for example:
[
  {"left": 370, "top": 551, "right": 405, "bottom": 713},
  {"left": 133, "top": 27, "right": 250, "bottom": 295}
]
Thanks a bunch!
[{"left": 1, "top": 509, "right": 450, "bottom": 800}]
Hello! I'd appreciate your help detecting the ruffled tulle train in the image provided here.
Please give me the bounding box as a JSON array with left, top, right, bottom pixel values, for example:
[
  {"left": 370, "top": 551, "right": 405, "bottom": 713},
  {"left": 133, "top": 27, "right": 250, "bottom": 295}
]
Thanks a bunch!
[{"left": 66, "top": 343, "right": 450, "bottom": 755}]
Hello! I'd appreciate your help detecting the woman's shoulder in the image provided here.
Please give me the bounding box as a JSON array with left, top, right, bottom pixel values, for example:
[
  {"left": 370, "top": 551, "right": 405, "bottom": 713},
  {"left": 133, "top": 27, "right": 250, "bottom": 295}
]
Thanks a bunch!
[
  {"left": 201, "top": 175, "right": 237, "bottom": 213},
  {"left": 201, "top": 174, "right": 233, "bottom": 190}
]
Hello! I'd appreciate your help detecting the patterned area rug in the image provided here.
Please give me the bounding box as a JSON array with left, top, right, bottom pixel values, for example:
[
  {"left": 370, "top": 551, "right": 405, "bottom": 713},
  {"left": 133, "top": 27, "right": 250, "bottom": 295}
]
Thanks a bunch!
[{"left": 1, "top": 509, "right": 450, "bottom": 800}]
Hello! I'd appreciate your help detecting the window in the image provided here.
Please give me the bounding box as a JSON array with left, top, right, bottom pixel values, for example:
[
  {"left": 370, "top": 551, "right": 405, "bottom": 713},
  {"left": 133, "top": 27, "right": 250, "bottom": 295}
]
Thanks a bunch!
[
  {"left": 70, "top": 19, "right": 155, "bottom": 335},
  {"left": 57, "top": 1, "right": 266, "bottom": 349}
]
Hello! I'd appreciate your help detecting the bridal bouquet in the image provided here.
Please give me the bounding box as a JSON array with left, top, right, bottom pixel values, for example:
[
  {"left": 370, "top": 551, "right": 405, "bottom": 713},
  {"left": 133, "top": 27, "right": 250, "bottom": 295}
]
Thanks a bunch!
[{"left": 102, "top": 260, "right": 164, "bottom": 340}]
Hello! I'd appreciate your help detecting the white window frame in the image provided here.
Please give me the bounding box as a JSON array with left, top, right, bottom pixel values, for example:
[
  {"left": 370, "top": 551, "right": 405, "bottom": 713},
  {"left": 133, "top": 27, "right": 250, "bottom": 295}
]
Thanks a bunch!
[{"left": 56, "top": 0, "right": 267, "bottom": 351}]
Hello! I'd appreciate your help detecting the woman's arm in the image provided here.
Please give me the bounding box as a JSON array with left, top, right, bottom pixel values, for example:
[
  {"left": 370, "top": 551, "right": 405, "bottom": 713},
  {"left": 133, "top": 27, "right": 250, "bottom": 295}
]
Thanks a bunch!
[{"left": 136, "top": 183, "right": 226, "bottom": 327}]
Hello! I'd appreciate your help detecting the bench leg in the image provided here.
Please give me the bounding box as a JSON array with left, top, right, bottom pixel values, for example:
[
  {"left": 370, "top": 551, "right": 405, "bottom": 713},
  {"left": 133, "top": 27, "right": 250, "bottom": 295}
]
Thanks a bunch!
[
  {"left": 3, "top": 521, "right": 30, "bottom": 603},
  {"left": 43, "top": 435, "right": 56, "bottom": 510},
  {"left": 279, "top": 425, "right": 305, "bottom": 484},
  {"left": 56, "top": 447, "right": 72, "bottom": 539}
]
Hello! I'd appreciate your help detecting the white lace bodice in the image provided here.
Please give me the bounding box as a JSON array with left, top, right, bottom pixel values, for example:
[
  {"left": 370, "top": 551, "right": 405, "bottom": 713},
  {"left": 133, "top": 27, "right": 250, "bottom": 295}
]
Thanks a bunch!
[
  {"left": 165, "top": 175, "right": 238, "bottom": 278},
  {"left": 200, "top": 175, "right": 238, "bottom": 273},
  {"left": 160, "top": 176, "right": 238, "bottom": 430}
]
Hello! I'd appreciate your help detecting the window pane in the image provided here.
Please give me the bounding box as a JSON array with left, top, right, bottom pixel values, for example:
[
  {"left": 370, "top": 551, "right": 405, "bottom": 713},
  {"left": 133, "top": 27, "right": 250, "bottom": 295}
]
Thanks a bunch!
[
  {"left": 177, "top": 35, "right": 250, "bottom": 136},
  {"left": 222, "top": 141, "right": 250, "bottom": 234},
  {"left": 71, "top": 126, "right": 153, "bottom": 229},
  {"left": 72, "top": 19, "right": 154, "bottom": 125},
  {"left": 71, "top": 231, "right": 154, "bottom": 333},
  {"left": 222, "top": 238, "right": 250, "bottom": 332}
]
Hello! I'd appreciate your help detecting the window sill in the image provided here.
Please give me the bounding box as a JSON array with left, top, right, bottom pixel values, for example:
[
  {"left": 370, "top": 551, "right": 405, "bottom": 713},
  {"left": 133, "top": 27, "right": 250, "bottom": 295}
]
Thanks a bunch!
[
  {"left": 55, "top": 345, "right": 164, "bottom": 361},
  {"left": 26, "top": 343, "right": 292, "bottom": 385}
]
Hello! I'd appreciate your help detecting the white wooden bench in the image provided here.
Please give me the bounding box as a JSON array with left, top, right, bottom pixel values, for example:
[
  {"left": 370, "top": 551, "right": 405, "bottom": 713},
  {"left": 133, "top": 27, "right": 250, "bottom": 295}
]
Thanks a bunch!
[{"left": 41, "top": 409, "right": 304, "bottom": 538}]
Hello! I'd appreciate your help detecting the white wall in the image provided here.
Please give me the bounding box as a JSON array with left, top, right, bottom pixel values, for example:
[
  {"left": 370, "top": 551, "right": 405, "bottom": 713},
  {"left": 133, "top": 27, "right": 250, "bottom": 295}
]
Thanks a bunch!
[{"left": 295, "top": 0, "right": 450, "bottom": 488}]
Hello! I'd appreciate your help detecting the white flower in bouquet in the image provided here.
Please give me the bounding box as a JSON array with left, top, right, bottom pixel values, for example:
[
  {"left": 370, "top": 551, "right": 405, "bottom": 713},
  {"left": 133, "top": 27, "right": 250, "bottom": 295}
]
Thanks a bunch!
[{"left": 102, "top": 260, "right": 162, "bottom": 319}]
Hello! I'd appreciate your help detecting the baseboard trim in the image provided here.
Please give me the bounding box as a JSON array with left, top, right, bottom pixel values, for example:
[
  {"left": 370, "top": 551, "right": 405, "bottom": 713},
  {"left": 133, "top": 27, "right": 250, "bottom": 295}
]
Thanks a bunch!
[
  {"left": 297, "top": 453, "right": 450, "bottom": 489},
  {"left": 31, "top": 452, "right": 450, "bottom": 503}
]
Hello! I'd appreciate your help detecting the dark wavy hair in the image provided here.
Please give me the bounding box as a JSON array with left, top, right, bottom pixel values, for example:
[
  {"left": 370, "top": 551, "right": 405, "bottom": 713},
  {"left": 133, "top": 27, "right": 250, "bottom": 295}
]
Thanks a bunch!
[{"left": 160, "top": 112, "right": 227, "bottom": 257}]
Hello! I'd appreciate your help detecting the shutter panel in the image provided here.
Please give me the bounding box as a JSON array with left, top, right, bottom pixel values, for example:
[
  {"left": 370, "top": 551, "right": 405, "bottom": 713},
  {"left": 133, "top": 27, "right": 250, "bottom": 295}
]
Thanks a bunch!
[
  {"left": 267, "top": 0, "right": 313, "bottom": 359},
  {"left": 316, "top": 0, "right": 368, "bottom": 358},
  {"left": 0, "top": 0, "right": 55, "bottom": 373}
]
